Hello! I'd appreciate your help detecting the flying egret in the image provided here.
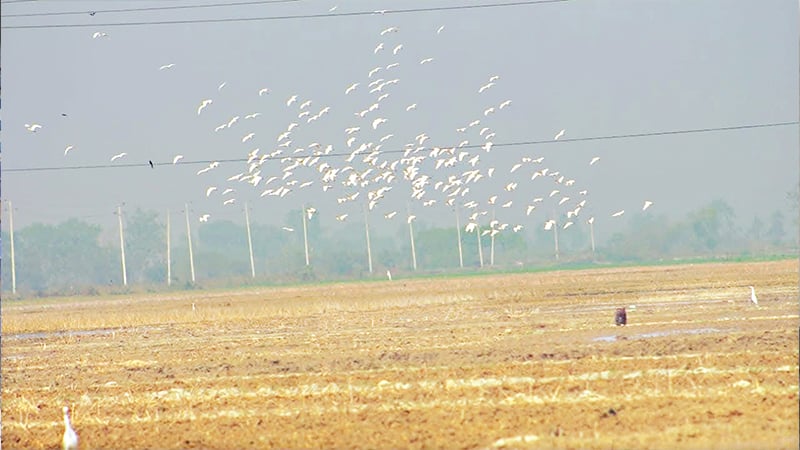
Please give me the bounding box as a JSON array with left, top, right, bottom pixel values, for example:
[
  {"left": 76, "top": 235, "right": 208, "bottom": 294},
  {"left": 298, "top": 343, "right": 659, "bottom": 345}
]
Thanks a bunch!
[
  {"left": 110, "top": 152, "right": 127, "bottom": 162},
  {"left": 199, "top": 214, "right": 210, "bottom": 222},
  {"left": 611, "top": 210, "right": 625, "bottom": 217},
  {"left": 64, "top": 145, "right": 74, "bottom": 156},
  {"left": 92, "top": 31, "right": 108, "bottom": 39},
  {"left": 197, "top": 99, "right": 212, "bottom": 115},
  {"left": 392, "top": 44, "right": 403, "bottom": 55},
  {"left": 749, "top": 286, "right": 758, "bottom": 306},
  {"left": 345, "top": 82, "right": 359, "bottom": 94},
  {"left": 206, "top": 187, "right": 217, "bottom": 197},
  {"left": 299, "top": 100, "right": 312, "bottom": 110},
  {"left": 499, "top": 100, "right": 512, "bottom": 109},
  {"left": 437, "top": 25, "right": 445, "bottom": 34},
  {"left": 172, "top": 155, "right": 183, "bottom": 164},
  {"left": 554, "top": 129, "right": 566, "bottom": 140},
  {"left": 372, "top": 117, "right": 387, "bottom": 129},
  {"left": 385, "top": 211, "right": 397, "bottom": 219},
  {"left": 24, "top": 123, "right": 42, "bottom": 132},
  {"left": 420, "top": 57, "right": 434, "bottom": 64},
  {"left": 159, "top": 63, "right": 175, "bottom": 70},
  {"left": 336, "top": 214, "right": 348, "bottom": 222},
  {"left": 407, "top": 215, "right": 416, "bottom": 224},
  {"left": 286, "top": 95, "right": 298, "bottom": 106},
  {"left": 642, "top": 200, "right": 653, "bottom": 211},
  {"left": 544, "top": 220, "right": 555, "bottom": 231},
  {"left": 242, "top": 133, "right": 255, "bottom": 143},
  {"left": 380, "top": 26, "right": 398, "bottom": 35},
  {"left": 483, "top": 142, "right": 493, "bottom": 152},
  {"left": 374, "top": 43, "right": 384, "bottom": 53},
  {"left": 478, "top": 82, "right": 494, "bottom": 93},
  {"left": 282, "top": 227, "right": 294, "bottom": 232},
  {"left": 245, "top": 113, "right": 261, "bottom": 119},
  {"left": 223, "top": 199, "right": 236, "bottom": 206},
  {"left": 258, "top": 88, "right": 270, "bottom": 96},
  {"left": 484, "top": 107, "right": 495, "bottom": 116},
  {"left": 590, "top": 156, "right": 600, "bottom": 165},
  {"left": 218, "top": 81, "right": 227, "bottom": 91},
  {"left": 62, "top": 406, "right": 78, "bottom": 450}
]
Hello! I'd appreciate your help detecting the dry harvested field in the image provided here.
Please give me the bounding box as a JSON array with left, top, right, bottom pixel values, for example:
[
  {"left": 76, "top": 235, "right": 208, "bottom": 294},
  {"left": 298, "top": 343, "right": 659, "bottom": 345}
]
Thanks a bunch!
[{"left": 2, "top": 259, "right": 798, "bottom": 449}]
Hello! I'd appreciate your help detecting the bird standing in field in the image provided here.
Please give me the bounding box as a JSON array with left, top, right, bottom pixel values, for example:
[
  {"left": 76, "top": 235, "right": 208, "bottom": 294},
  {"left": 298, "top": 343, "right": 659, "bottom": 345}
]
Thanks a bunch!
[
  {"left": 614, "top": 307, "right": 627, "bottom": 326},
  {"left": 62, "top": 406, "right": 79, "bottom": 450},
  {"left": 749, "top": 286, "right": 758, "bottom": 306}
]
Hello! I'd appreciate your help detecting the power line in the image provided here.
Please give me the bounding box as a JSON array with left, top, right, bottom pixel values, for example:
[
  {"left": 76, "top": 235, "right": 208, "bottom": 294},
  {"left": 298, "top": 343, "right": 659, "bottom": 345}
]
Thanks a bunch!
[
  {"left": 2, "top": 0, "right": 300, "bottom": 18},
  {"left": 3, "top": 0, "right": 569, "bottom": 29},
  {"left": 5, "top": 120, "right": 796, "bottom": 174}
]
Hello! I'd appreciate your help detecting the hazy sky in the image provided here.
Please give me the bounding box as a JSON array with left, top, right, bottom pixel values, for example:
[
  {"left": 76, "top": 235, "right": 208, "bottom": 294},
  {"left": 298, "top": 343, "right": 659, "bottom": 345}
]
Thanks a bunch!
[{"left": 2, "top": 0, "right": 798, "bottom": 244}]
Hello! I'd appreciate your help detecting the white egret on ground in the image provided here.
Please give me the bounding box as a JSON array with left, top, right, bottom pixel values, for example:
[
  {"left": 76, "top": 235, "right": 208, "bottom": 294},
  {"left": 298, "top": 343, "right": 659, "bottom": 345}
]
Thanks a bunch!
[
  {"left": 749, "top": 286, "right": 758, "bottom": 306},
  {"left": 62, "top": 406, "right": 78, "bottom": 450}
]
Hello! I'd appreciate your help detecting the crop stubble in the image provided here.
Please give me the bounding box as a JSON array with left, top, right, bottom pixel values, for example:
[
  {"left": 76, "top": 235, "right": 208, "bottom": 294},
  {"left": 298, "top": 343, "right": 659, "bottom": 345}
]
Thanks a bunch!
[{"left": 2, "top": 260, "right": 798, "bottom": 449}]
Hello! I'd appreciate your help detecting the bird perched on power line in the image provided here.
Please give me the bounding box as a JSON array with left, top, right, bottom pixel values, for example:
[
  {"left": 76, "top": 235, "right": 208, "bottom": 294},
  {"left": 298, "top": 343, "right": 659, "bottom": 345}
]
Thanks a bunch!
[
  {"left": 62, "top": 406, "right": 78, "bottom": 450},
  {"left": 749, "top": 286, "right": 758, "bottom": 306},
  {"left": 614, "top": 307, "right": 627, "bottom": 326}
]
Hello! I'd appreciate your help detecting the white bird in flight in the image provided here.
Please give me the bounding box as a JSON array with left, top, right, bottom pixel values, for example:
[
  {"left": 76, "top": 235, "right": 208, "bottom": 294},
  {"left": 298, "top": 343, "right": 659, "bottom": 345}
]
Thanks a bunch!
[
  {"left": 372, "top": 117, "right": 387, "bottom": 130},
  {"left": 437, "top": 25, "right": 445, "bottom": 34},
  {"left": 199, "top": 214, "right": 210, "bottom": 222},
  {"left": 62, "top": 406, "right": 78, "bottom": 450},
  {"left": 420, "top": 57, "right": 434, "bottom": 65},
  {"left": 392, "top": 44, "right": 403, "bottom": 55},
  {"left": 345, "top": 82, "right": 359, "bottom": 94},
  {"left": 554, "top": 129, "right": 566, "bottom": 140},
  {"left": 92, "top": 31, "right": 108, "bottom": 39},
  {"left": 172, "top": 155, "right": 183, "bottom": 164},
  {"left": 24, "top": 123, "right": 42, "bottom": 132},
  {"left": 642, "top": 200, "right": 653, "bottom": 211},
  {"left": 218, "top": 82, "right": 227, "bottom": 91},
  {"left": 64, "top": 145, "right": 74, "bottom": 155},
  {"left": 286, "top": 95, "right": 298, "bottom": 107},
  {"left": 590, "top": 156, "right": 600, "bottom": 165},
  {"left": 110, "top": 152, "right": 127, "bottom": 162},
  {"left": 223, "top": 198, "right": 236, "bottom": 206},
  {"left": 749, "top": 286, "right": 758, "bottom": 306},
  {"left": 242, "top": 132, "right": 255, "bottom": 143},
  {"left": 197, "top": 99, "right": 212, "bottom": 115},
  {"left": 282, "top": 227, "right": 294, "bottom": 232},
  {"left": 258, "top": 88, "right": 270, "bottom": 96},
  {"left": 206, "top": 187, "right": 217, "bottom": 197},
  {"left": 406, "top": 103, "right": 417, "bottom": 111},
  {"left": 159, "top": 63, "right": 175, "bottom": 70},
  {"left": 611, "top": 210, "right": 625, "bottom": 217}
]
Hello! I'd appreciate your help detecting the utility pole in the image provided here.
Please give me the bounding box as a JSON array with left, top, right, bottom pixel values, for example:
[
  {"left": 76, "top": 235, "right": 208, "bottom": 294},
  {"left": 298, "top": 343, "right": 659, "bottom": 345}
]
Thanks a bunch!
[
  {"left": 363, "top": 202, "right": 373, "bottom": 274},
  {"left": 184, "top": 204, "right": 196, "bottom": 284},
  {"left": 490, "top": 209, "right": 496, "bottom": 267},
  {"left": 553, "top": 220, "right": 560, "bottom": 261},
  {"left": 166, "top": 210, "right": 171, "bottom": 286},
  {"left": 117, "top": 205, "right": 128, "bottom": 286},
  {"left": 454, "top": 203, "right": 464, "bottom": 269},
  {"left": 8, "top": 200, "right": 16, "bottom": 294},
  {"left": 476, "top": 224, "right": 484, "bottom": 268},
  {"left": 408, "top": 216, "right": 418, "bottom": 271},
  {"left": 588, "top": 217, "right": 596, "bottom": 259},
  {"left": 245, "top": 202, "right": 256, "bottom": 278},
  {"left": 301, "top": 204, "right": 310, "bottom": 267}
]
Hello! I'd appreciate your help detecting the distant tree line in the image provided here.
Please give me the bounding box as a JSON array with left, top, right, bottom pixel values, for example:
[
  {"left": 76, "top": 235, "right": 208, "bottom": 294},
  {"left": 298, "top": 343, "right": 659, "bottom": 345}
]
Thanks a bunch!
[{"left": 1, "top": 198, "right": 797, "bottom": 297}]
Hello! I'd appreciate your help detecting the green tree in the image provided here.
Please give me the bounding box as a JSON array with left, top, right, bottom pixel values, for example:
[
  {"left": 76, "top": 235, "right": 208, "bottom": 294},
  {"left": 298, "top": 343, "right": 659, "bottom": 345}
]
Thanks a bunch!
[
  {"left": 687, "top": 199, "right": 737, "bottom": 253},
  {"left": 124, "top": 208, "right": 165, "bottom": 284}
]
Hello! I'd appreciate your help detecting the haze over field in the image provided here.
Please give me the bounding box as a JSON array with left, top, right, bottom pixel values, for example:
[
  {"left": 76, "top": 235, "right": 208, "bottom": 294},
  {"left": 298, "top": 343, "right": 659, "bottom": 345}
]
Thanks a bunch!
[{"left": 2, "top": 0, "right": 798, "bottom": 246}]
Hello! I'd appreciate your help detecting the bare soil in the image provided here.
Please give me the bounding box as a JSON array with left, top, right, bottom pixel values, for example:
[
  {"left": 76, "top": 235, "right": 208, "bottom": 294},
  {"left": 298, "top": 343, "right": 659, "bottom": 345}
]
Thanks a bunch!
[{"left": 2, "top": 260, "right": 798, "bottom": 449}]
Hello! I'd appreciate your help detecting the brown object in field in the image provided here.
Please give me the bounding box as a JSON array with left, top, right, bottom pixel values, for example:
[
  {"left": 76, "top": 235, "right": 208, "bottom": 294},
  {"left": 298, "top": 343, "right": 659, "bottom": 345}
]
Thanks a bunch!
[{"left": 615, "top": 307, "right": 627, "bottom": 326}]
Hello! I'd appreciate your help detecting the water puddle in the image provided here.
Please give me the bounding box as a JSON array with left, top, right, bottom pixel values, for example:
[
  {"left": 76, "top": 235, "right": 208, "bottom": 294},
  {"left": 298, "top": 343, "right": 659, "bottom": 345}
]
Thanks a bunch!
[{"left": 592, "top": 327, "right": 725, "bottom": 343}]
